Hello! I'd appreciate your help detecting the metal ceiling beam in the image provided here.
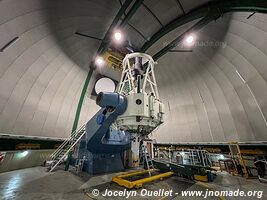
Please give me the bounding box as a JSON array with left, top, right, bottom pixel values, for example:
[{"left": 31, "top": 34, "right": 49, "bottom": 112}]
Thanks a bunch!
[
  {"left": 97, "top": 0, "right": 133, "bottom": 55},
  {"left": 176, "top": 0, "right": 186, "bottom": 15},
  {"left": 128, "top": 23, "right": 148, "bottom": 41},
  {"left": 75, "top": 32, "right": 102, "bottom": 41},
  {"left": 247, "top": 12, "right": 256, "bottom": 19},
  {"left": 152, "top": 15, "right": 212, "bottom": 61},
  {"left": 98, "top": 0, "right": 144, "bottom": 55},
  {"left": 142, "top": 2, "right": 164, "bottom": 28},
  {"left": 119, "top": 0, "right": 147, "bottom": 41},
  {"left": 142, "top": 0, "right": 267, "bottom": 53},
  {"left": 120, "top": 0, "right": 144, "bottom": 28},
  {"left": 169, "top": 49, "right": 193, "bottom": 52}
]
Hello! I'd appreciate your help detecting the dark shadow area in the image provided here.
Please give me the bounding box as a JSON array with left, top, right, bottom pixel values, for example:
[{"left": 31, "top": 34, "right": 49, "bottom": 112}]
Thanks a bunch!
[{"left": 43, "top": 0, "right": 120, "bottom": 69}]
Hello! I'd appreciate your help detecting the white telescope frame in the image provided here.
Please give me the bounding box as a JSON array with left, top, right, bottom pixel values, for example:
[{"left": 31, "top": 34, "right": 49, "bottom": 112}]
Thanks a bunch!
[{"left": 117, "top": 52, "right": 159, "bottom": 99}]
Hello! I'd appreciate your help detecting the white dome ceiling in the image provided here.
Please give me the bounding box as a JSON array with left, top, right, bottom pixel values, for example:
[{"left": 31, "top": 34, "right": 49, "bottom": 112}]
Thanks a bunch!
[
  {"left": 0, "top": 0, "right": 267, "bottom": 143},
  {"left": 153, "top": 13, "right": 267, "bottom": 143}
]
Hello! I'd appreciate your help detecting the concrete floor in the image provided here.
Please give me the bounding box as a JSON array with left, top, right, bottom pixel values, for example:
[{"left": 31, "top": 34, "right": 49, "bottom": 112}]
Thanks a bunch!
[
  {"left": 199, "top": 172, "right": 267, "bottom": 200},
  {"left": 0, "top": 167, "right": 266, "bottom": 200},
  {"left": 0, "top": 167, "right": 87, "bottom": 200}
]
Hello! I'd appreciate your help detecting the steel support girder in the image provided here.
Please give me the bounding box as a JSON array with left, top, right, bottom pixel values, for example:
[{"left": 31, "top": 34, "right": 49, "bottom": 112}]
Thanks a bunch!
[
  {"left": 97, "top": 0, "right": 132, "bottom": 55},
  {"left": 141, "top": 0, "right": 267, "bottom": 53},
  {"left": 98, "top": 0, "right": 144, "bottom": 55},
  {"left": 152, "top": 15, "right": 212, "bottom": 61},
  {"left": 120, "top": 0, "right": 144, "bottom": 28}
]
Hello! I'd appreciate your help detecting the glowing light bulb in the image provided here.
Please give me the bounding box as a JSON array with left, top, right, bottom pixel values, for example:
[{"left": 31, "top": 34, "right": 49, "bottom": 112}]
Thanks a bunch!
[
  {"left": 113, "top": 30, "right": 124, "bottom": 44},
  {"left": 21, "top": 151, "right": 28, "bottom": 157},
  {"left": 114, "top": 32, "right": 122, "bottom": 41},
  {"left": 18, "top": 151, "right": 29, "bottom": 158},
  {"left": 95, "top": 56, "right": 104, "bottom": 66},
  {"left": 185, "top": 35, "right": 194, "bottom": 44}
]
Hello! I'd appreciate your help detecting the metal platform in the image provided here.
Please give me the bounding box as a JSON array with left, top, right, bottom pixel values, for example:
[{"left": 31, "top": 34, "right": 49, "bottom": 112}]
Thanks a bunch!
[{"left": 112, "top": 169, "right": 174, "bottom": 188}]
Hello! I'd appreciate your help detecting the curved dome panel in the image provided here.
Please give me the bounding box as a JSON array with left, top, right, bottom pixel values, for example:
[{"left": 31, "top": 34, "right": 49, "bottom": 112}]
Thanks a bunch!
[
  {"left": 152, "top": 13, "right": 267, "bottom": 143},
  {"left": 0, "top": 0, "right": 120, "bottom": 139},
  {"left": 0, "top": 0, "right": 267, "bottom": 144}
]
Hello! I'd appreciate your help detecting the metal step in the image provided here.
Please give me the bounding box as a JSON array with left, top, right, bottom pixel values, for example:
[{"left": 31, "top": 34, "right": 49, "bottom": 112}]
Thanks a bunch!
[
  {"left": 141, "top": 144, "right": 154, "bottom": 176},
  {"left": 47, "top": 124, "right": 86, "bottom": 172}
]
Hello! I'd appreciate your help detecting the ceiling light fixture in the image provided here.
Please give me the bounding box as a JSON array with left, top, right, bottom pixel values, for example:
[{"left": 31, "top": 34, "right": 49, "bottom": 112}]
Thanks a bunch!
[
  {"left": 184, "top": 34, "right": 195, "bottom": 46},
  {"left": 95, "top": 56, "right": 104, "bottom": 66},
  {"left": 113, "top": 31, "right": 123, "bottom": 43}
]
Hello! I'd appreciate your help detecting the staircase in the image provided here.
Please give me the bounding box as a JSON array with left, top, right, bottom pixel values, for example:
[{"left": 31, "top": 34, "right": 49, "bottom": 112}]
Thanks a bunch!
[
  {"left": 141, "top": 144, "right": 154, "bottom": 176},
  {"left": 228, "top": 141, "right": 249, "bottom": 177},
  {"left": 48, "top": 124, "right": 86, "bottom": 172}
]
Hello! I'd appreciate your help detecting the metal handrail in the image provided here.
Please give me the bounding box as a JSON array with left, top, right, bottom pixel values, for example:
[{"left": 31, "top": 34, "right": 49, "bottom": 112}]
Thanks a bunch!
[
  {"left": 54, "top": 124, "right": 85, "bottom": 158},
  {"left": 50, "top": 124, "right": 86, "bottom": 159},
  {"left": 49, "top": 127, "right": 87, "bottom": 172},
  {"left": 50, "top": 126, "right": 81, "bottom": 159}
]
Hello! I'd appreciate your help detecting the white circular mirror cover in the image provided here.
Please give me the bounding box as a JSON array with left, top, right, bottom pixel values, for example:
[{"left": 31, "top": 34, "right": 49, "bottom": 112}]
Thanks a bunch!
[{"left": 95, "top": 77, "right": 116, "bottom": 94}]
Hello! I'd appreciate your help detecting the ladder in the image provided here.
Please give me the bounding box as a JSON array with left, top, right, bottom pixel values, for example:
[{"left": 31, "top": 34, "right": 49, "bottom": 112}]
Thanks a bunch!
[
  {"left": 141, "top": 145, "right": 154, "bottom": 176},
  {"left": 228, "top": 141, "right": 249, "bottom": 177},
  {"left": 48, "top": 124, "right": 86, "bottom": 172},
  {"left": 75, "top": 156, "right": 86, "bottom": 173}
]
